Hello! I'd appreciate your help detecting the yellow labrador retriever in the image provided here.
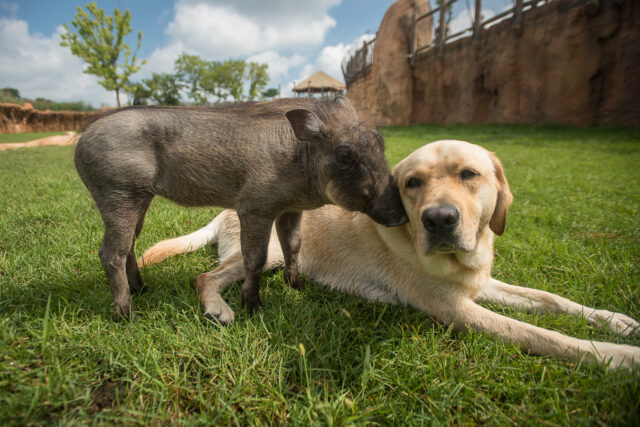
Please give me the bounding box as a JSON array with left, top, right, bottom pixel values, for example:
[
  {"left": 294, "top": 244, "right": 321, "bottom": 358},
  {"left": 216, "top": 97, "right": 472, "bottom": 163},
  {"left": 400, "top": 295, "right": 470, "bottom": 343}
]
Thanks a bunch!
[{"left": 139, "top": 140, "right": 640, "bottom": 371}]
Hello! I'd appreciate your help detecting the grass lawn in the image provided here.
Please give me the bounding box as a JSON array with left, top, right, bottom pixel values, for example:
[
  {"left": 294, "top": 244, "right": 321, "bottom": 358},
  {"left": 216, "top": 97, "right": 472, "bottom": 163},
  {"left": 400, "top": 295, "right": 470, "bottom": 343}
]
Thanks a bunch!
[{"left": 0, "top": 125, "right": 639, "bottom": 424}]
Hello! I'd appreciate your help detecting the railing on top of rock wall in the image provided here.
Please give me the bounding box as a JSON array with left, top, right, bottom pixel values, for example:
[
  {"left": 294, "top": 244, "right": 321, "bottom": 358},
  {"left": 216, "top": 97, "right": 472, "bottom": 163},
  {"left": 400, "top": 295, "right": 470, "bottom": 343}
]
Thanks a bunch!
[
  {"left": 411, "top": 0, "right": 550, "bottom": 62},
  {"left": 342, "top": 0, "right": 596, "bottom": 87},
  {"left": 341, "top": 38, "right": 376, "bottom": 87}
]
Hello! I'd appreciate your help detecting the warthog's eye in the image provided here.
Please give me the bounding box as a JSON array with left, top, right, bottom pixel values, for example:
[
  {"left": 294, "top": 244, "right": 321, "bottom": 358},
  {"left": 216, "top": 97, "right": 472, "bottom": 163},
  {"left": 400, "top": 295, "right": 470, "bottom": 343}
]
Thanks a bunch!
[
  {"left": 335, "top": 146, "right": 354, "bottom": 170},
  {"left": 405, "top": 177, "right": 422, "bottom": 189},
  {"left": 460, "top": 169, "right": 479, "bottom": 180}
]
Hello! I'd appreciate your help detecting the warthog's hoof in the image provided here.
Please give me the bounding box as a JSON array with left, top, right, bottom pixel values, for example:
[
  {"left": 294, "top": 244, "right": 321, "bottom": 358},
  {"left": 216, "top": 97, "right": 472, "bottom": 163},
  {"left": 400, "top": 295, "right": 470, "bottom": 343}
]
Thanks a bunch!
[
  {"left": 241, "top": 293, "right": 263, "bottom": 315},
  {"left": 113, "top": 299, "right": 133, "bottom": 321},
  {"left": 284, "top": 271, "right": 304, "bottom": 290},
  {"left": 129, "top": 282, "right": 148, "bottom": 296}
]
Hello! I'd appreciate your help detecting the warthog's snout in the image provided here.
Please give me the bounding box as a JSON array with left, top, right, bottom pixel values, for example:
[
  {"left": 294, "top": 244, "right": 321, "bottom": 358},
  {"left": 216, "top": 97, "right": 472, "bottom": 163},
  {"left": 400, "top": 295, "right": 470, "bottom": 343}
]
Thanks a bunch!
[{"left": 365, "top": 176, "right": 409, "bottom": 227}]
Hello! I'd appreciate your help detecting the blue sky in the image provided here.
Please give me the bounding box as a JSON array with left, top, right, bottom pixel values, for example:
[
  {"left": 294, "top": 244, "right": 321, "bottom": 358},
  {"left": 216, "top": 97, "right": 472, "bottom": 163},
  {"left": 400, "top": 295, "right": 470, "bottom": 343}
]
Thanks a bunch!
[{"left": 0, "top": 0, "right": 509, "bottom": 107}]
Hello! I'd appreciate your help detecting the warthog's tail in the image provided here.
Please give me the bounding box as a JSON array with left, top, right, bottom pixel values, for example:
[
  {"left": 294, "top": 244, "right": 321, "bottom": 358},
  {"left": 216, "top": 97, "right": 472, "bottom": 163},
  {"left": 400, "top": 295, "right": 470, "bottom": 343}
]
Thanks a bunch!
[{"left": 138, "top": 216, "right": 223, "bottom": 267}]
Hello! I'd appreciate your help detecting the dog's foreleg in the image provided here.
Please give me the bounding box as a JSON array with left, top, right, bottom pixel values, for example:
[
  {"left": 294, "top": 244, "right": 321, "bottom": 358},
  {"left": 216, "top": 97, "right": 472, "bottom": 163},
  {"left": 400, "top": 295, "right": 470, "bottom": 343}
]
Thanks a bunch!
[
  {"left": 195, "top": 252, "right": 245, "bottom": 325},
  {"left": 448, "top": 299, "right": 640, "bottom": 372},
  {"left": 195, "top": 245, "right": 285, "bottom": 325},
  {"left": 477, "top": 278, "right": 640, "bottom": 336},
  {"left": 275, "top": 211, "right": 303, "bottom": 290}
]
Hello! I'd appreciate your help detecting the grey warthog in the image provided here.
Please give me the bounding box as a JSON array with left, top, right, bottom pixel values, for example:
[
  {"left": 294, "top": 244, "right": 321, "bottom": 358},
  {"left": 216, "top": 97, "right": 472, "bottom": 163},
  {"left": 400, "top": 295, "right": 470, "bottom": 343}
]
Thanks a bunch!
[{"left": 75, "top": 96, "right": 408, "bottom": 319}]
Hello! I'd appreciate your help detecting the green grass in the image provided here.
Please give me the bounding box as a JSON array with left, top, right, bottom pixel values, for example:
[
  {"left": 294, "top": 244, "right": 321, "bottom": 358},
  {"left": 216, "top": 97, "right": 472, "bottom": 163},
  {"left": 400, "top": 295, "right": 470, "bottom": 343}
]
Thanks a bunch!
[{"left": 1, "top": 126, "right": 639, "bottom": 424}]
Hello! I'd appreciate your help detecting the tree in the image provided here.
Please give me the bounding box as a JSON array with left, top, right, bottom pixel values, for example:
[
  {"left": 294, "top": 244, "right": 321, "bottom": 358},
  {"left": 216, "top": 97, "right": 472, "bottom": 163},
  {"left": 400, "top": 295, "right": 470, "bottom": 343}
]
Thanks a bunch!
[
  {"left": 143, "top": 73, "right": 183, "bottom": 106},
  {"left": 175, "top": 53, "right": 209, "bottom": 105},
  {"left": 262, "top": 88, "right": 279, "bottom": 99},
  {"left": 174, "top": 52, "right": 270, "bottom": 104},
  {"left": 0, "top": 87, "right": 20, "bottom": 99},
  {"left": 247, "top": 63, "right": 269, "bottom": 101},
  {"left": 208, "top": 59, "right": 246, "bottom": 102},
  {"left": 125, "top": 82, "right": 152, "bottom": 105},
  {"left": 60, "top": 2, "right": 145, "bottom": 107}
]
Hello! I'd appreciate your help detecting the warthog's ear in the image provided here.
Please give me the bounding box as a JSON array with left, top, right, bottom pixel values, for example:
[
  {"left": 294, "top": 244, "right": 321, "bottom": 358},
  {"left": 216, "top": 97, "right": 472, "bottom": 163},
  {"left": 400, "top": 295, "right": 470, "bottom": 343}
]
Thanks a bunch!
[
  {"left": 489, "top": 152, "right": 513, "bottom": 236},
  {"left": 333, "top": 95, "right": 352, "bottom": 108},
  {"left": 286, "top": 109, "right": 322, "bottom": 141}
]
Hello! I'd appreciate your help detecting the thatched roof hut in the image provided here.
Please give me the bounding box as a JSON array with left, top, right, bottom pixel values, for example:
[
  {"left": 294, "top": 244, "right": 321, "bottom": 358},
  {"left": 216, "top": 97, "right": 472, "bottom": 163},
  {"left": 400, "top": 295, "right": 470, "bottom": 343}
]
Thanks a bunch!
[{"left": 292, "top": 71, "right": 346, "bottom": 98}]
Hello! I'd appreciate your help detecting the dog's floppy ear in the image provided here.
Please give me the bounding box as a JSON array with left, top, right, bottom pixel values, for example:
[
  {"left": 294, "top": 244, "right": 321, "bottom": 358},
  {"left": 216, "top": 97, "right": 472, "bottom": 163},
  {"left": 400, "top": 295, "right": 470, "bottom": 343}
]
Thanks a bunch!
[
  {"left": 489, "top": 152, "right": 513, "bottom": 236},
  {"left": 286, "top": 109, "right": 323, "bottom": 141}
]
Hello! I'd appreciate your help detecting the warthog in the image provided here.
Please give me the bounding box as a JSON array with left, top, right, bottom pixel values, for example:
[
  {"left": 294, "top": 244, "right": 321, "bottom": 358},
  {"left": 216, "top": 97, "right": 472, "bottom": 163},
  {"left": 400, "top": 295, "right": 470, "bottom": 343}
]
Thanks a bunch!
[{"left": 75, "top": 97, "right": 408, "bottom": 319}]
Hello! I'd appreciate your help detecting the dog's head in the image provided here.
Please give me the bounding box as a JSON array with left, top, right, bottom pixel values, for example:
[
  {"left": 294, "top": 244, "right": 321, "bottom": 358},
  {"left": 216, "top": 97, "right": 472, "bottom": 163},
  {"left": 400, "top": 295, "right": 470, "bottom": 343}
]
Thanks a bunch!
[{"left": 393, "top": 140, "right": 513, "bottom": 256}]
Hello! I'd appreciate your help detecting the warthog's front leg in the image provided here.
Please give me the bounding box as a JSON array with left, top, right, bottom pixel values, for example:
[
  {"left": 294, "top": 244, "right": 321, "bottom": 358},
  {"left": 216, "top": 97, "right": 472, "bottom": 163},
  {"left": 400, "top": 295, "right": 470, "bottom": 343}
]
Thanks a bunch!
[
  {"left": 275, "top": 211, "right": 303, "bottom": 290},
  {"left": 238, "top": 212, "right": 273, "bottom": 313}
]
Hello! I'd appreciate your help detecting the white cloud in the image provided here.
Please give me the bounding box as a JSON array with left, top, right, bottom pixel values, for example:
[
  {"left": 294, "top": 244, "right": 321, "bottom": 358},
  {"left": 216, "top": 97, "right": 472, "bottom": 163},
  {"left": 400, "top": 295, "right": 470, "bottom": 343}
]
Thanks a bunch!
[
  {"left": 449, "top": 8, "right": 495, "bottom": 35},
  {"left": 162, "top": 0, "right": 338, "bottom": 59},
  {"left": 246, "top": 51, "right": 306, "bottom": 81},
  {"left": 318, "top": 33, "right": 375, "bottom": 80},
  {"left": 177, "top": 0, "right": 341, "bottom": 28},
  {"left": 0, "top": 0, "right": 349, "bottom": 106},
  {"left": 136, "top": 0, "right": 345, "bottom": 99},
  {"left": 0, "top": 18, "right": 114, "bottom": 106},
  {"left": 140, "top": 41, "right": 185, "bottom": 78},
  {"left": 316, "top": 43, "right": 349, "bottom": 81},
  {"left": 281, "top": 33, "right": 374, "bottom": 97}
]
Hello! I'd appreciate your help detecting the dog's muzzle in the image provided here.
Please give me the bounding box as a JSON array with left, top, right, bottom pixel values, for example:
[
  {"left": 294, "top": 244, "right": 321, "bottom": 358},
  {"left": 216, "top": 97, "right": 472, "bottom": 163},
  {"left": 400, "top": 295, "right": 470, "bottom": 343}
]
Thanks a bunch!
[
  {"left": 422, "top": 204, "right": 461, "bottom": 252},
  {"left": 422, "top": 204, "right": 460, "bottom": 233}
]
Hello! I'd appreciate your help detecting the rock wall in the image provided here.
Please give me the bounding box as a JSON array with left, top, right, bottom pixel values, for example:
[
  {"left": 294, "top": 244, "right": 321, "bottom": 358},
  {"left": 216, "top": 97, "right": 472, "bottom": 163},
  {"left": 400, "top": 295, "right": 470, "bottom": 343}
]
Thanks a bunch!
[
  {"left": 349, "top": 0, "right": 640, "bottom": 127},
  {"left": 348, "top": 0, "right": 432, "bottom": 125},
  {"left": 0, "top": 103, "right": 103, "bottom": 133}
]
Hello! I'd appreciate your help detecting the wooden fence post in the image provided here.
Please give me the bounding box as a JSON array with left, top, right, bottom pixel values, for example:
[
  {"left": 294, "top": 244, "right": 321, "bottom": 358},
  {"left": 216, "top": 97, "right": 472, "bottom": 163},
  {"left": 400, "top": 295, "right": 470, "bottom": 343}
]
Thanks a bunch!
[
  {"left": 438, "top": 0, "right": 447, "bottom": 56},
  {"left": 512, "top": 0, "right": 524, "bottom": 37},
  {"left": 411, "top": 10, "right": 417, "bottom": 65},
  {"left": 473, "top": 0, "right": 482, "bottom": 44}
]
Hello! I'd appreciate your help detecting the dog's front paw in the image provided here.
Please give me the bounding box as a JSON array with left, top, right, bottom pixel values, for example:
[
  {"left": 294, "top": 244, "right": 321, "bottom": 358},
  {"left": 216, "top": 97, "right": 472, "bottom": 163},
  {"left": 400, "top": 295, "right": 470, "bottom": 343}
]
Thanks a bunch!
[
  {"left": 590, "top": 310, "right": 640, "bottom": 337},
  {"left": 596, "top": 342, "right": 640, "bottom": 372},
  {"left": 204, "top": 310, "right": 234, "bottom": 326},
  {"left": 202, "top": 299, "right": 235, "bottom": 325}
]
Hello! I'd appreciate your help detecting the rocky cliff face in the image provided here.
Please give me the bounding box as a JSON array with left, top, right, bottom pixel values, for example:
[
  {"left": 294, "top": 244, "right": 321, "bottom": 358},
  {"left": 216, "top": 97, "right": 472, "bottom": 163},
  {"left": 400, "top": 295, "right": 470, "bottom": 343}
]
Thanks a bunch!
[
  {"left": 348, "top": 0, "right": 640, "bottom": 127},
  {"left": 0, "top": 103, "right": 104, "bottom": 133},
  {"left": 348, "top": 0, "right": 432, "bottom": 126}
]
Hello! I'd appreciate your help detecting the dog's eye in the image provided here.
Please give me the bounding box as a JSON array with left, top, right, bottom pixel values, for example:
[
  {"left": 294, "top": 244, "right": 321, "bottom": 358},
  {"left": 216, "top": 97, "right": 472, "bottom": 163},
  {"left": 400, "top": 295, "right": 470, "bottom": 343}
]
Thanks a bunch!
[
  {"left": 460, "top": 169, "right": 479, "bottom": 180},
  {"left": 406, "top": 177, "right": 422, "bottom": 189}
]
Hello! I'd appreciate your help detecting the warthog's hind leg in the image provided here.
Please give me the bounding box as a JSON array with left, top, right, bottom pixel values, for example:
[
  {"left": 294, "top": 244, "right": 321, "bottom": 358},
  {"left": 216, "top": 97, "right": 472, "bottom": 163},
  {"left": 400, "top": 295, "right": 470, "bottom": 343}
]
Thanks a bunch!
[
  {"left": 126, "top": 199, "right": 152, "bottom": 295},
  {"left": 97, "top": 193, "right": 153, "bottom": 319}
]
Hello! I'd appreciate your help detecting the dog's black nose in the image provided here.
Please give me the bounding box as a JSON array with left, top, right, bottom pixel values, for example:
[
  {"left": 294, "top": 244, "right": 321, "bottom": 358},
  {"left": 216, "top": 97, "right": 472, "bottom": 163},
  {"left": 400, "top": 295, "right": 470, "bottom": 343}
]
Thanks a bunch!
[{"left": 422, "top": 204, "right": 460, "bottom": 233}]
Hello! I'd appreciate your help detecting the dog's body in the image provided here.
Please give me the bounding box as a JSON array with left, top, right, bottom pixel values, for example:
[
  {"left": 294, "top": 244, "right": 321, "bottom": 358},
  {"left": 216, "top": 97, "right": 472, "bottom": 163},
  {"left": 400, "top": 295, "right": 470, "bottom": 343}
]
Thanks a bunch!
[
  {"left": 140, "top": 140, "right": 640, "bottom": 370},
  {"left": 75, "top": 97, "right": 407, "bottom": 318}
]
